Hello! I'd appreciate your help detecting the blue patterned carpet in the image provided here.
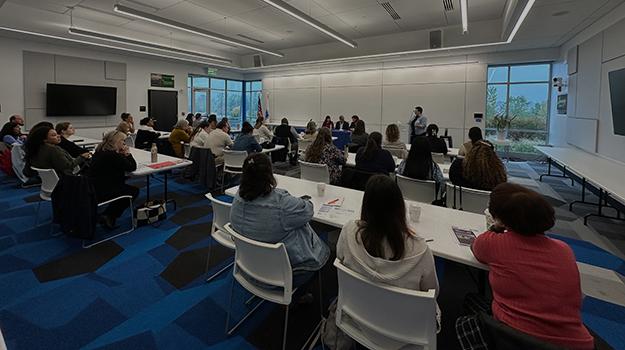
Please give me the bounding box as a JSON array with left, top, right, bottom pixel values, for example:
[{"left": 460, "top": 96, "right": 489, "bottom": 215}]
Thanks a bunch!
[{"left": 0, "top": 165, "right": 624, "bottom": 350}]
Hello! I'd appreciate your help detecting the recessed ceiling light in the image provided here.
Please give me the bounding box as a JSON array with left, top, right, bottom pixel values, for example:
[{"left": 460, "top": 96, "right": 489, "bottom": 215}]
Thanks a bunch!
[{"left": 552, "top": 11, "right": 570, "bottom": 17}]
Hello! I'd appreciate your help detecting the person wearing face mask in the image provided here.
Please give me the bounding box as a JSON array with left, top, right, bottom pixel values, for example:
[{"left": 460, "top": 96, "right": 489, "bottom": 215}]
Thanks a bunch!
[
  {"left": 88, "top": 130, "right": 139, "bottom": 230},
  {"left": 55, "top": 122, "right": 88, "bottom": 157},
  {"left": 25, "top": 125, "right": 90, "bottom": 176}
]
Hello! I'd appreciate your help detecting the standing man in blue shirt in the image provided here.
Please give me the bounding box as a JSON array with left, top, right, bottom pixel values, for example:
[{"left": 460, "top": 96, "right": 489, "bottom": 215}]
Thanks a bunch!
[{"left": 409, "top": 106, "right": 428, "bottom": 144}]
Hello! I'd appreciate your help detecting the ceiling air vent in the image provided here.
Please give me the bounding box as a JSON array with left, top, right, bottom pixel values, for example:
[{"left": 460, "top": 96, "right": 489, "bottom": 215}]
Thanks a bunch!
[
  {"left": 443, "top": 0, "right": 454, "bottom": 11},
  {"left": 380, "top": 2, "right": 401, "bottom": 20}
]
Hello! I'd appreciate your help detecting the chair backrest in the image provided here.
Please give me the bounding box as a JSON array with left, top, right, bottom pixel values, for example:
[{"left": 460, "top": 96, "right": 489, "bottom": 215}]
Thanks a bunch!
[
  {"left": 383, "top": 146, "right": 406, "bottom": 159},
  {"left": 205, "top": 193, "right": 232, "bottom": 233},
  {"left": 183, "top": 142, "right": 191, "bottom": 158},
  {"left": 431, "top": 152, "right": 446, "bottom": 164},
  {"left": 31, "top": 167, "right": 59, "bottom": 194},
  {"left": 446, "top": 183, "right": 490, "bottom": 214},
  {"left": 298, "top": 138, "right": 313, "bottom": 154},
  {"left": 11, "top": 144, "right": 28, "bottom": 183},
  {"left": 223, "top": 149, "right": 248, "bottom": 169},
  {"left": 124, "top": 133, "right": 136, "bottom": 147},
  {"left": 396, "top": 174, "right": 437, "bottom": 203},
  {"left": 334, "top": 259, "right": 437, "bottom": 349},
  {"left": 224, "top": 223, "right": 293, "bottom": 304},
  {"left": 299, "top": 160, "right": 330, "bottom": 184}
]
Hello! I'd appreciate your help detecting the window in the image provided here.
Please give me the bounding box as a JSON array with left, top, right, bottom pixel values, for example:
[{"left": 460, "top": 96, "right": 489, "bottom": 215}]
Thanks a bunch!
[
  {"left": 188, "top": 76, "right": 245, "bottom": 131},
  {"left": 486, "top": 63, "right": 551, "bottom": 154},
  {"left": 245, "top": 81, "right": 263, "bottom": 125}
]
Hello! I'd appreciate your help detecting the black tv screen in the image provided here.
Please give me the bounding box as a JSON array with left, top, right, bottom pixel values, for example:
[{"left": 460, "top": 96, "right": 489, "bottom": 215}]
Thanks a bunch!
[
  {"left": 46, "top": 83, "right": 117, "bottom": 116},
  {"left": 608, "top": 67, "right": 625, "bottom": 136}
]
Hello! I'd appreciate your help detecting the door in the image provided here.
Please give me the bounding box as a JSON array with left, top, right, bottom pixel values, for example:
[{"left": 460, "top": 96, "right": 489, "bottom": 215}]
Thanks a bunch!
[{"left": 148, "top": 89, "right": 178, "bottom": 132}]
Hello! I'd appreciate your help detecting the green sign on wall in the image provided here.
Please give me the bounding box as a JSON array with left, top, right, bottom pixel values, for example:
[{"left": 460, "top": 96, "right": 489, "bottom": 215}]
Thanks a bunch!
[{"left": 151, "top": 73, "right": 175, "bottom": 88}]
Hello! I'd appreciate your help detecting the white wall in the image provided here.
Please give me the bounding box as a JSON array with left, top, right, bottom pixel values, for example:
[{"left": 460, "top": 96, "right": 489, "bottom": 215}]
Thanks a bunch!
[
  {"left": 254, "top": 48, "right": 560, "bottom": 145},
  {"left": 549, "top": 62, "right": 568, "bottom": 146},
  {"left": 561, "top": 7, "right": 625, "bottom": 163},
  {"left": 0, "top": 35, "right": 242, "bottom": 130}
]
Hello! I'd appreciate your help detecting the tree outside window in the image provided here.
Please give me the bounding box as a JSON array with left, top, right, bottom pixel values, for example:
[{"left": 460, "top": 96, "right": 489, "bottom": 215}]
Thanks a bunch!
[{"left": 486, "top": 64, "right": 551, "bottom": 154}]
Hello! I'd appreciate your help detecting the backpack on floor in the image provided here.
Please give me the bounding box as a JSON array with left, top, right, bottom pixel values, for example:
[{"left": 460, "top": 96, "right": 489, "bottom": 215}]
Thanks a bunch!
[{"left": 134, "top": 200, "right": 167, "bottom": 227}]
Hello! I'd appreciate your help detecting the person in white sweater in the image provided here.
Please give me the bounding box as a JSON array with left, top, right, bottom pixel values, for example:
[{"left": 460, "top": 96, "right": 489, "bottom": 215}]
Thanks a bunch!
[
  {"left": 335, "top": 175, "right": 440, "bottom": 343},
  {"left": 189, "top": 120, "right": 211, "bottom": 149},
  {"left": 205, "top": 119, "right": 233, "bottom": 163},
  {"left": 253, "top": 116, "right": 274, "bottom": 144}
]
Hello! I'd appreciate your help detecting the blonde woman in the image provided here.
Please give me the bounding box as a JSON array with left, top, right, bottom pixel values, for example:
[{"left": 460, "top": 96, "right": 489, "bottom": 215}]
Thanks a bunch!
[
  {"left": 89, "top": 130, "right": 139, "bottom": 230},
  {"left": 382, "top": 124, "right": 408, "bottom": 159},
  {"left": 253, "top": 116, "right": 273, "bottom": 143},
  {"left": 169, "top": 119, "right": 191, "bottom": 158}
]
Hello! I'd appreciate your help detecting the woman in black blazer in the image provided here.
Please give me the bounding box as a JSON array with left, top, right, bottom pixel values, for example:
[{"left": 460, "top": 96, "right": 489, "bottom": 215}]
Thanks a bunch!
[
  {"left": 89, "top": 130, "right": 139, "bottom": 230},
  {"left": 55, "top": 122, "right": 89, "bottom": 157}
]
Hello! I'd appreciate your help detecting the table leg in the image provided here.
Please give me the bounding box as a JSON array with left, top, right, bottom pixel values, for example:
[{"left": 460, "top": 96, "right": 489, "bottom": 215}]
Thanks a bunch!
[
  {"left": 583, "top": 189, "right": 625, "bottom": 225},
  {"left": 145, "top": 175, "right": 150, "bottom": 202},
  {"left": 163, "top": 172, "right": 177, "bottom": 211}
]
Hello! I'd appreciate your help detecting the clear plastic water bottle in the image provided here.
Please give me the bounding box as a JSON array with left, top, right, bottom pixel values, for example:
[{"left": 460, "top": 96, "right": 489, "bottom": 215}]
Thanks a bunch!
[{"left": 150, "top": 142, "right": 158, "bottom": 163}]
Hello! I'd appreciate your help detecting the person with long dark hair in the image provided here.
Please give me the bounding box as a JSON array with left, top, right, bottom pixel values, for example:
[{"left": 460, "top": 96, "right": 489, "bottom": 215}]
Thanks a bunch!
[
  {"left": 1, "top": 122, "right": 25, "bottom": 146},
  {"left": 449, "top": 141, "right": 506, "bottom": 191},
  {"left": 232, "top": 122, "right": 262, "bottom": 153},
  {"left": 230, "top": 153, "right": 329, "bottom": 274},
  {"left": 355, "top": 131, "right": 395, "bottom": 175},
  {"left": 322, "top": 115, "right": 334, "bottom": 129},
  {"left": 350, "top": 119, "right": 368, "bottom": 151},
  {"left": 55, "top": 122, "right": 88, "bottom": 157},
  {"left": 457, "top": 183, "right": 594, "bottom": 350},
  {"left": 304, "top": 127, "right": 346, "bottom": 184},
  {"left": 337, "top": 175, "right": 439, "bottom": 329},
  {"left": 89, "top": 131, "right": 138, "bottom": 230},
  {"left": 398, "top": 136, "right": 445, "bottom": 197},
  {"left": 425, "top": 124, "right": 448, "bottom": 155},
  {"left": 25, "top": 125, "right": 89, "bottom": 176}
]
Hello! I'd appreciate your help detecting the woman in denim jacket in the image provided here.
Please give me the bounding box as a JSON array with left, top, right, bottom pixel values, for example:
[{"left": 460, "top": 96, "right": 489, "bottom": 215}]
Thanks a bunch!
[{"left": 230, "top": 153, "right": 330, "bottom": 276}]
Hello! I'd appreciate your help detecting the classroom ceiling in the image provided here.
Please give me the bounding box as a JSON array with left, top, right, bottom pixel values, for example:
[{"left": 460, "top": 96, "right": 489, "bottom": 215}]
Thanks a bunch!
[{"left": 0, "top": 0, "right": 624, "bottom": 69}]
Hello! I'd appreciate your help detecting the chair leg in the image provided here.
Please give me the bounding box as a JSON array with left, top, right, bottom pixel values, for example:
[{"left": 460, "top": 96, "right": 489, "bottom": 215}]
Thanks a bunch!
[
  {"left": 206, "top": 261, "right": 233, "bottom": 283},
  {"left": 34, "top": 200, "right": 41, "bottom": 226},
  {"left": 282, "top": 304, "right": 290, "bottom": 350},
  {"left": 204, "top": 242, "right": 213, "bottom": 274},
  {"left": 225, "top": 275, "right": 236, "bottom": 334}
]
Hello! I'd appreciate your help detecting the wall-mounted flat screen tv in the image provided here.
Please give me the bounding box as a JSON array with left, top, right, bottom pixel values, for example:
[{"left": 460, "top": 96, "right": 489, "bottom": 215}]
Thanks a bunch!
[
  {"left": 46, "top": 83, "right": 117, "bottom": 116},
  {"left": 608, "top": 67, "right": 625, "bottom": 136}
]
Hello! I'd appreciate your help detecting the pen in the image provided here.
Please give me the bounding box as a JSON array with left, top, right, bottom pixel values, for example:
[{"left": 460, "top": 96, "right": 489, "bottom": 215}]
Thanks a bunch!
[
  {"left": 327, "top": 198, "right": 340, "bottom": 205},
  {"left": 425, "top": 239, "right": 434, "bottom": 242}
]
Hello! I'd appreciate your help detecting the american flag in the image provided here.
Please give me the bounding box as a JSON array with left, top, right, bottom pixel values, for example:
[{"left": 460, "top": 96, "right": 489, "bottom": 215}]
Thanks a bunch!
[{"left": 257, "top": 95, "right": 263, "bottom": 119}]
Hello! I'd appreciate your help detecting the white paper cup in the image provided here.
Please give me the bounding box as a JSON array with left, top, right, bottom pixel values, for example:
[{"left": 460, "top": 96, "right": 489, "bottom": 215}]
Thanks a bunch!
[
  {"left": 409, "top": 204, "right": 421, "bottom": 222},
  {"left": 484, "top": 208, "right": 494, "bottom": 229},
  {"left": 317, "top": 183, "right": 326, "bottom": 197}
]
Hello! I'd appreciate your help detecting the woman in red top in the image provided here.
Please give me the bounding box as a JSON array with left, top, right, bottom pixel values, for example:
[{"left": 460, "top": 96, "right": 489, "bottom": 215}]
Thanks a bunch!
[
  {"left": 322, "top": 115, "right": 334, "bottom": 129},
  {"left": 469, "top": 183, "right": 594, "bottom": 350}
]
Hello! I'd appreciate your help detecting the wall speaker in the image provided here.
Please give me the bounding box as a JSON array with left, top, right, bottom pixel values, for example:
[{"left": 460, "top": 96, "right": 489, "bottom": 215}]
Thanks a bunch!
[
  {"left": 253, "top": 54, "right": 263, "bottom": 68},
  {"left": 429, "top": 30, "right": 443, "bottom": 49}
]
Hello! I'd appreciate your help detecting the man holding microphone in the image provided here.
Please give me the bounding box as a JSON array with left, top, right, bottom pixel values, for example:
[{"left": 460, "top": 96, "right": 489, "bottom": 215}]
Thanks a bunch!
[{"left": 409, "top": 106, "right": 428, "bottom": 144}]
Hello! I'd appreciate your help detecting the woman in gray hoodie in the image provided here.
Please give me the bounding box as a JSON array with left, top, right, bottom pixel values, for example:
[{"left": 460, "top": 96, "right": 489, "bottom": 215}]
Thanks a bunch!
[{"left": 335, "top": 175, "right": 440, "bottom": 341}]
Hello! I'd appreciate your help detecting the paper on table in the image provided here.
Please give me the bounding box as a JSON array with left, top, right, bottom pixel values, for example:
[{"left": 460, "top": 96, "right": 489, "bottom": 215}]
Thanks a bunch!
[
  {"left": 452, "top": 226, "right": 478, "bottom": 246},
  {"left": 318, "top": 204, "right": 354, "bottom": 220}
]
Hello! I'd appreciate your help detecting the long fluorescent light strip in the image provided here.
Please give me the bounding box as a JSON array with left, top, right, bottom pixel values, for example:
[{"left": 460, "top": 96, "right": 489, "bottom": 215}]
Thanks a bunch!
[
  {"left": 460, "top": 0, "right": 468, "bottom": 33},
  {"left": 506, "top": 0, "right": 535, "bottom": 43},
  {"left": 113, "top": 4, "right": 284, "bottom": 57},
  {"left": 0, "top": 26, "right": 235, "bottom": 69},
  {"left": 68, "top": 27, "right": 232, "bottom": 63},
  {"left": 260, "top": 0, "right": 357, "bottom": 48}
]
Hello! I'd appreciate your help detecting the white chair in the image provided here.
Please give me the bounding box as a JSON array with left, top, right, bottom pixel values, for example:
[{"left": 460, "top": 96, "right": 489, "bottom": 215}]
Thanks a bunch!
[
  {"left": 299, "top": 160, "right": 330, "bottom": 184},
  {"left": 31, "top": 167, "right": 59, "bottom": 227},
  {"left": 298, "top": 138, "right": 313, "bottom": 156},
  {"left": 0, "top": 326, "right": 6, "bottom": 350},
  {"left": 431, "top": 152, "right": 446, "bottom": 164},
  {"left": 224, "top": 223, "right": 322, "bottom": 350},
  {"left": 334, "top": 259, "right": 437, "bottom": 350},
  {"left": 204, "top": 193, "right": 234, "bottom": 282},
  {"left": 221, "top": 150, "right": 247, "bottom": 190},
  {"left": 446, "top": 183, "right": 491, "bottom": 214},
  {"left": 124, "top": 133, "right": 136, "bottom": 147},
  {"left": 83, "top": 195, "right": 136, "bottom": 248},
  {"left": 183, "top": 142, "right": 191, "bottom": 158},
  {"left": 396, "top": 174, "right": 438, "bottom": 203}
]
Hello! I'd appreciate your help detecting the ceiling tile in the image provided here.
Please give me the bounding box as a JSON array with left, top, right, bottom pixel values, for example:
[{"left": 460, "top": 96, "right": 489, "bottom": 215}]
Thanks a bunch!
[
  {"left": 284, "top": 0, "right": 331, "bottom": 18},
  {"left": 234, "top": 6, "right": 298, "bottom": 30},
  {"left": 155, "top": 1, "right": 224, "bottom": 26},
  {"left": 308, "top": 0, "right": 379, "bottom": 14},
  {"left": 188, "top": 0, "right": 263, "bottom": 17}
]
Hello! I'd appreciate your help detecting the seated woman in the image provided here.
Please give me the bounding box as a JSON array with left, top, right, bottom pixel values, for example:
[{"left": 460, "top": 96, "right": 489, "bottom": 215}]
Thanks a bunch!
[
  {"left": 304, "top": 127, "right": 346, "bottom": 184},
  {"left": 1, "top": 122, "right": 25, "bottom": 146},
  {"left": 302, "top": 120, "right": 318, "bottom": 141},
  {"left": 349, "top": 120, "right": 368, "bottom": 152},
  {"left": 459, "top": 183, "right": 594, "bottom": 350},
  {"left": 382, "top": 123, "right": 407, "bottom": 159},
  {"left": 25, "top": 124, "right": 89, "bottom": 176},
  {"left": 337, "top": 175, "right": 440, "bottom": 329},
  {"left": 189, "top": 120, "right": 211, "bottom": 149},
  {"left": 397, "top": 137, "right": 445, "bottom": 198},
  {"left": 425, "top": 124, "right": 448, "bottom": 155},
  {"left": 449, "top": 141, "right": 506, "bottom": 191},
  {"left": 232, "top": 122, "right": 262, "bottom": 154},
  {"left": 458, "top": 127, "right": 492, "bottom": 156},
  {"left": 322, "top": 115, "right": 334, "bottom": 129},
  {"left": 253, "top": 116, "right": 273, "bottom": 144},
  {"left": 169, "top": 119, "right": 192, "bottom": 158},
  {"left": 55, "top": 122, "right": 88, "bottom": 157},
  {"left": 355, "top": 132, "right": 396, "bottom": 175},
  {"left": 206, "top": 119, "right": 234, "bottom": 163},
  {"left": 230, "top": 153, "right": 330, "bottom": 277},
  {"left": 88, "top": 131, "right": 139, "bottom": 230}
]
